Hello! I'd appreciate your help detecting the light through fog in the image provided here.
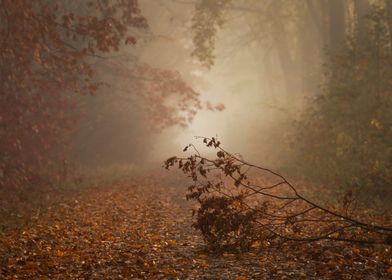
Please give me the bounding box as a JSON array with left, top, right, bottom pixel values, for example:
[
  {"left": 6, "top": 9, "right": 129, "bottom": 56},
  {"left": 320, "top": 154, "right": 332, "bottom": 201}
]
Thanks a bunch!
[
  {"left": 4, "top": 0, "right": 390, "bottom": 197},
  {"left": 137, "top": 0, "right": 311, "bottom": 167}
]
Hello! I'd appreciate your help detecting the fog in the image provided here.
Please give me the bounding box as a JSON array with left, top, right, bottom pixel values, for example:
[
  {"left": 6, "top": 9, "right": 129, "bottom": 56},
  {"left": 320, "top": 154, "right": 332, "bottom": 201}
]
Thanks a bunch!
[
  {"left": 139, "top": 0, "right": 322, "bottom": 168},
  {"left": 2, "top": 0, "right": 391, "bottom": 205},
  {"left": 2, "top": 2, "right": 392, "bottom": 277},
  {"left": 136, "top": 0, "right": 391, "bottom": 206}
]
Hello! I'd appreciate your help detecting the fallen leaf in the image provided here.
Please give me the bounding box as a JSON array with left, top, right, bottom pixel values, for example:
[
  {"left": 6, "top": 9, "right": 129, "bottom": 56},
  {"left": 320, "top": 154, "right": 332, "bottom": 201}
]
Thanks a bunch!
[{"left": 250, "top": 240, "right": 261, "bottom": 249}]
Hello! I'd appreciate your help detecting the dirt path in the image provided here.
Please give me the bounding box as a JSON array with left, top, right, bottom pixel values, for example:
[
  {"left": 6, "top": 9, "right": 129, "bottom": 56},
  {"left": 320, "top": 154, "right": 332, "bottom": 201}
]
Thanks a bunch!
[{"left": 0, "top": 175, "right": 391, "bottom": 279}]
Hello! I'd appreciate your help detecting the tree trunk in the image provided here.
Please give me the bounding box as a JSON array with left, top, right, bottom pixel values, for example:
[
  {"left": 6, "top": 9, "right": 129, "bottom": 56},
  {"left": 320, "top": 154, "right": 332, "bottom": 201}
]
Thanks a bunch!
[
  {"left": 328, "top": 0, "right": 347, "bottom": 54},
  {"left": 354, "top": 0, "right": 370, "bottom": 45},
  {"left": 385, "top": 0, "right": 392, "bottom": 45}
]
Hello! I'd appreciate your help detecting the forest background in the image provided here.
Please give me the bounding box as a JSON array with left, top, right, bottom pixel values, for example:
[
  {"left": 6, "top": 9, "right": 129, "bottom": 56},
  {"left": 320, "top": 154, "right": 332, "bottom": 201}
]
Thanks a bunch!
[{"left": 1, "top": 0, "right": 392, "bottom": 223}]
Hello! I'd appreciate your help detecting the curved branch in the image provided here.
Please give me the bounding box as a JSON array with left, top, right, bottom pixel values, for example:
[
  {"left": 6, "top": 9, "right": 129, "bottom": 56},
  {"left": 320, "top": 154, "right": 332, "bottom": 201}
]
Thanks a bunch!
[{"left": 164, "top": 136, "right": 392, "bottom": 249}]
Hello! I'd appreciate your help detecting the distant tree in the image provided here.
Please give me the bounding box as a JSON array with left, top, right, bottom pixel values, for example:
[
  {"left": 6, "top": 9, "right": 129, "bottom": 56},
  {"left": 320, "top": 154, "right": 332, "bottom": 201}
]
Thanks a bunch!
[
  {"left": 292, "top": 3, "right": 392, "bottom": 202},
  {"left": 188, "top": 0, "right": 371, "bottom": 101}
]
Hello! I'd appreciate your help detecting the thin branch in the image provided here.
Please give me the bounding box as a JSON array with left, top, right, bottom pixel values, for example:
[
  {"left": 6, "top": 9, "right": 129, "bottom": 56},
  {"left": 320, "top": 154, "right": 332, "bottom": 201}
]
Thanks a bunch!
[{"left": 164, "top": 136, "right": 392, "bottom": 249}]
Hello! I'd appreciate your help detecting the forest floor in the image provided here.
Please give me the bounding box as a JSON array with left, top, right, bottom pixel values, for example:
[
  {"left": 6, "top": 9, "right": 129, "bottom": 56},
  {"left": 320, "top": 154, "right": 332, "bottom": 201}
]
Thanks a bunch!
[{"left": 0, "top": 173, "right": 391, "bottom": 279}]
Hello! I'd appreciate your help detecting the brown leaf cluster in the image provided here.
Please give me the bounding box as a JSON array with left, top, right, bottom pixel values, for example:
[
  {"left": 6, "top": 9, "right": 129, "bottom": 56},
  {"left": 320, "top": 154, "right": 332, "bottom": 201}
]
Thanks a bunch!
[{"left": 1, "top": 174, "right": 391, "bottom": 279}]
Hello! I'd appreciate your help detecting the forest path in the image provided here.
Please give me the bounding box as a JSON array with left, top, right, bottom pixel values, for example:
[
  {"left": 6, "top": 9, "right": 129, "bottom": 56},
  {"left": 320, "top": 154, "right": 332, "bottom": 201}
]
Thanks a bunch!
[{"left": 0, "top": 174, "right": 390, "bottom": 279}]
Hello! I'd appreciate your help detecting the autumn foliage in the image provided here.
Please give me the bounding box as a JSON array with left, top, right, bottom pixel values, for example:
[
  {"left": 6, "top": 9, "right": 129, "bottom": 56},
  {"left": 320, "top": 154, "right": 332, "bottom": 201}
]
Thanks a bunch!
[
  {"left": 0, "top": 0, "right": 144, "bottom": 187},
  {"left": 1, "top": 176, "right": 391, "bottom": 278},
  {"left": 117, "top": 64, "right": 203, "bottom": 131},
  {"left": 0, "top": 0, "right": 207, "bottom": 190}
]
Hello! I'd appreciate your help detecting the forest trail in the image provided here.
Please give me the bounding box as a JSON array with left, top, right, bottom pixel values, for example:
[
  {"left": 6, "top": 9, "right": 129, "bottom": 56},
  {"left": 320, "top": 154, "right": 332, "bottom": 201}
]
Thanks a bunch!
[{"left": 0, "top": 175, "right": 390, "bottom": 279}]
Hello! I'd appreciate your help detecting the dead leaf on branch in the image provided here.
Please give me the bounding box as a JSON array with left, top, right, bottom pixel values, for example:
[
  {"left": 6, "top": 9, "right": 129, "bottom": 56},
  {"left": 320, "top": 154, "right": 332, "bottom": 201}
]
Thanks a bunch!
[{"left": 164, "top": 136, "right": 392, "bottom": 251}]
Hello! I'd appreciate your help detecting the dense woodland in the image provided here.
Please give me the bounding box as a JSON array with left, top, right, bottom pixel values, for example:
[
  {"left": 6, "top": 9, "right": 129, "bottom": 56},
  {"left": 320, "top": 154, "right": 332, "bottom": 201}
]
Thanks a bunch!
[{"left": 1, "top": 0, "right": 392, "bottom": 279}]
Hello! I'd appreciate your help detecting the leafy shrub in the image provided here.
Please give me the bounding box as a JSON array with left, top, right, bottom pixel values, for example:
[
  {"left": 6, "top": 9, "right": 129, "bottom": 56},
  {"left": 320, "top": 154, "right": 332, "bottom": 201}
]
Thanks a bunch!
[{"left": 291, "top": 6, "right": 392, "bottom": 203}]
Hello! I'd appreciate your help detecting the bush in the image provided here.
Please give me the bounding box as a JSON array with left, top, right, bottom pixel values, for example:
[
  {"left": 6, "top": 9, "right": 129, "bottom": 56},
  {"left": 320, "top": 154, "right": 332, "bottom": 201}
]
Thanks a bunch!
[{"left": 291, "top": 6, "right": 392, "bottom": 203}]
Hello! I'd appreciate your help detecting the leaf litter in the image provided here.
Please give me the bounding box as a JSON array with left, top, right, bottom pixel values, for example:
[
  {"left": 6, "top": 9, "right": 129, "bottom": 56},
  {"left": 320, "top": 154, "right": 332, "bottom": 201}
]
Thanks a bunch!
[{"left": 0, "top": 174, "right": 391, "bottom": 279}]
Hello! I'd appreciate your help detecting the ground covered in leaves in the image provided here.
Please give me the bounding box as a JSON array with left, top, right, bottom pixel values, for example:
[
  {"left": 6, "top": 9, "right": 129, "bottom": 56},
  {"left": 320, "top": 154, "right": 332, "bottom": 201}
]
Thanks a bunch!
[{"left": 0, "top": 174, "right": 391, "bottom": 279}]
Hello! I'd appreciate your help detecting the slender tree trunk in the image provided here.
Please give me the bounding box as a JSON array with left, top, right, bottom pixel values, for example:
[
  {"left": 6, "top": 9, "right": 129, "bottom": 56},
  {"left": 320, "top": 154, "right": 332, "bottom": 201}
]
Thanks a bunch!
[
  {"left": 268, "top": 1, "right": 301, "bottom": 102},
  {"left": 328, "top": 0, "right": 347, "bottom": 54},
  {"left": 354, "top": 0, "right": 370, "bottom": 45},
  {"left": 299, "top": 1, "right": 325, "bottom": 98},
  {"left": 385, "top": 0, "right": 392, "bottom": 45}
]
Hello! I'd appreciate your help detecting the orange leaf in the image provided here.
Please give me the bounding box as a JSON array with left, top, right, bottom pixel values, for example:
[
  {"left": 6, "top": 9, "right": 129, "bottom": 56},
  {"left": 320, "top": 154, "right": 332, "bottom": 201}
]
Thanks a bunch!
[
  {"left": 55, "top": 250, "right": 65, "bottom": 257},
  {"left": 250, "top": 240, "right": 261, "bottom": 249},
  {"left": 162, "top": 268, "right": 178, "bottom": 276},
  {"left": 167, "top": 239, "right": 177, "bottom": 246}
]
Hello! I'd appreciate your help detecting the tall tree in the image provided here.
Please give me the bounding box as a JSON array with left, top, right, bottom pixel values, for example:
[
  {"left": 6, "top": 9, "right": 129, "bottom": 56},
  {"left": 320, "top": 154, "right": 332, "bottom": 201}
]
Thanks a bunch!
[
  {"left": 0, "top": 0, "right": 204, "bottom": 188},
  {"left": 328, "top": 0, "right": 347, "bottom": 53},
  {"left": 189, "top": 0, "right": 351, "bottom": 103}
]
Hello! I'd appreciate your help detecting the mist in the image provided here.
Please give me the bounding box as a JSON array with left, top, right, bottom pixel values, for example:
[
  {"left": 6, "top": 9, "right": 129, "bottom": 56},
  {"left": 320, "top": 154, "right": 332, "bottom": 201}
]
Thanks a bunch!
[
  {"left": 1, "top": 0, "right": 391, "bottom": 200},
  {"left": 139, "top": 0, "right": 325, "bottom": 168},
  {"left": 2, "top": 1, "right": 392, "bottom": 278}
]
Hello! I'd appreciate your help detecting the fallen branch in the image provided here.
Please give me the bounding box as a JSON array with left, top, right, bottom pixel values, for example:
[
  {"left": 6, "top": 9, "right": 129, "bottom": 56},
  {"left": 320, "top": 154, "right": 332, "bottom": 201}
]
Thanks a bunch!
[{"left": 164, "top": 136, "right": 392, "bottom": 251}]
